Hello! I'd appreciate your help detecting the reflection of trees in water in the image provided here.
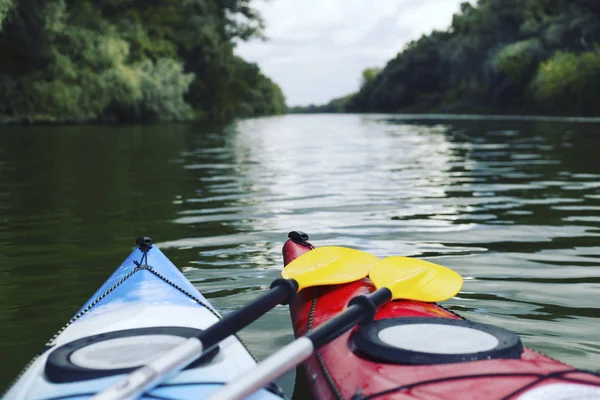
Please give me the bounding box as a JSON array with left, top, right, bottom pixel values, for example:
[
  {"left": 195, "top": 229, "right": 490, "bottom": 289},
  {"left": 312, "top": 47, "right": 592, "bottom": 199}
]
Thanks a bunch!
[
  {"left": 0, "top": 124, "right": 193, "bottom": 386},
  {"left": 230, "top": 115, "right": 467, "bottom": 245},
  {"left": 1, "top": 116, "right": 600, "bottom": 388},
  {"left": 377, "top": 116, "right": 600, "bottom": 231}
]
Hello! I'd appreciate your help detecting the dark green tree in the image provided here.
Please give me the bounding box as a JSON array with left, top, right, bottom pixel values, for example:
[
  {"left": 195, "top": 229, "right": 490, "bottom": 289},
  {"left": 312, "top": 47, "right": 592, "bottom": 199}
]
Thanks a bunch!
[
  {"left": 0, "top": 0, "right": 11, "bottom": 29},
  {"left": 337, "top": 0, "right": 600, "bottom": 116},
  {"left": 0, "top": 0, "right": 285, "bottom": 123}
]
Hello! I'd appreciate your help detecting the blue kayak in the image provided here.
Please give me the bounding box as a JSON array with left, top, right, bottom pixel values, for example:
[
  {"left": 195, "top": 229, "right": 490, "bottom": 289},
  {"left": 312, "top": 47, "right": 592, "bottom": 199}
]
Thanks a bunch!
[{"left": 3, "top": 238, "right": 285, "bottom": 400}]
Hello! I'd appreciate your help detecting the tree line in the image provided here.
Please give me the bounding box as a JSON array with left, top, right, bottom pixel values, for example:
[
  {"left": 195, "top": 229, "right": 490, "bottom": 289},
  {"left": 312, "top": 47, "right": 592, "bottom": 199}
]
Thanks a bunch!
[
  {"left": 0, "top": 0, "right": 286, "bottom": 123},
  {"left": 293, "top": 0, "right": 600, "bottom": 116}
]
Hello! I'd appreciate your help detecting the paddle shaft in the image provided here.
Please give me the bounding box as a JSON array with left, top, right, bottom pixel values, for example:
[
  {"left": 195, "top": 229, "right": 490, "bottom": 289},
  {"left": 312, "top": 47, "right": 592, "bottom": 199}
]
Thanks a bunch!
[
  {"left": 201, "top": 279, "right": 298, "bottom": 350},
  {"left": 92, "top": 279, "right": 298, "bottom": 400},
  {"left": 207, "top": 287, "right": 393, "bottom": 400}
]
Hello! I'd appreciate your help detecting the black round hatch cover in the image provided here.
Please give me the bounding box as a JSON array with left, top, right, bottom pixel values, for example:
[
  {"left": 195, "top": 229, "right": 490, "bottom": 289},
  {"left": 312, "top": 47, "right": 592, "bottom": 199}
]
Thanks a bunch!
[
  {"left": 46, "top": 326, "right": 219, "bottom": 383},
  {"left": 352, "top": 317, "right": 523, "bottom": 365}
]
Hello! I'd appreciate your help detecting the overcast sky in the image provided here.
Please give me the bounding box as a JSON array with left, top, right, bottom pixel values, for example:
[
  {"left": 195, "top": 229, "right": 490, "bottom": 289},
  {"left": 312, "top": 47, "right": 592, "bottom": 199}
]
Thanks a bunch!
[{"left": 235, "top": 0, "right": 469, "bottom": 106}]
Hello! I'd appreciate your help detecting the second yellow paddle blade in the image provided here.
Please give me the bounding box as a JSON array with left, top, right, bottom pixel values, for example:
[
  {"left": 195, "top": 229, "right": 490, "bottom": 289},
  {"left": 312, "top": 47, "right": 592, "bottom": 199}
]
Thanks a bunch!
[
  {"left": 370, "top": 256, "right": 463, "bottom": 302},
  {"left": 282, "top": 246, "right": 378, "bottom": 290}
]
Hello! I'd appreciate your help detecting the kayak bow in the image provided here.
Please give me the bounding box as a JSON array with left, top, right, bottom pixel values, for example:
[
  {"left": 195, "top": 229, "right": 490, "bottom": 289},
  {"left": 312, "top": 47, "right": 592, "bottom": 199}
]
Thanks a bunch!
[
  {"left": 92, "top": 246, "right": 377, "bottom": 400},
  {"left": 2, "top": 238, "right": 284, "bottom": 400}
]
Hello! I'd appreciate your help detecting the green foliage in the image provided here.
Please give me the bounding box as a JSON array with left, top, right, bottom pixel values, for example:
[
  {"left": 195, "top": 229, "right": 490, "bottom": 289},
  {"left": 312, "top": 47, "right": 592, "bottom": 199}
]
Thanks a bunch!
[
  {"left": 349, "top": 31, "right": 449, "bottom": 112},
  {"left": 494, "top": 39, "right": 543, "bottom": 84},
  {"left": 137, "top": 59, "right": 194, "bottom": 121},
  {"left": 0, "top": 0, "right": 285, "bottom": 123},
  {"left": 0, "top": 0, "right": 12, "bottom": 31},
  {"left": 335, "top": 0, "right": 600, "bottom": 116},
  {"left": 361, "top": 67, "right": 381, "bottom": 88},
  {"left": 529, "top": 48, "right": 600, "bottom": 114}
]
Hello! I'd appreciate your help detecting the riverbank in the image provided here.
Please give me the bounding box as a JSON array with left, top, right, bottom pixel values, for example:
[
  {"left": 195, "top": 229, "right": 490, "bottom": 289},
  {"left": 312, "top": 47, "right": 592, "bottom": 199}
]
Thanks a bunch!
[
  {"left": 0, "top": 0, "right": 285, "bottom": 125},
  {"left": 293, "top": 1, "right": 600, "bottom": 118}
]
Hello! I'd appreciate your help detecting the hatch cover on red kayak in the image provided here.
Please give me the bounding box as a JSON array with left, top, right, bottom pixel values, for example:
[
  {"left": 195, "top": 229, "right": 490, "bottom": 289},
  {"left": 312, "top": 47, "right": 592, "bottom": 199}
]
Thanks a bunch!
[
  {"left": 353, "top": 317, "right": 523, "bottom": 365},
  {"left": 45, "top": 327, "right": 219, "bottom": 383}
]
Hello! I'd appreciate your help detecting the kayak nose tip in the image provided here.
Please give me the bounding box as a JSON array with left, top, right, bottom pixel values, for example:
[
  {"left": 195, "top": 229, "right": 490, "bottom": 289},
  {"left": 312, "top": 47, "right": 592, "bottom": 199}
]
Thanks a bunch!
[
  {"left": 288, "top": 231, "right": 309, "bottom": 242},
  {"left": 136, "top": 236, "right": 153, "bottom": 250},
  {"left": 283, "top": 231, "right": 314, "bottom": 266}
]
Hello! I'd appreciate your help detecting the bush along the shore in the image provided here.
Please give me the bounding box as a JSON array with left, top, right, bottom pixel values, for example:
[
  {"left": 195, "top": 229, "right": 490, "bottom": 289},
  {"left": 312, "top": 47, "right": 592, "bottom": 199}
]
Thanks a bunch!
[
  {"left": 0, "top": 0, "right": 285, "bottom": 123},
  {"left": 293, "top": 0, "right": 600, "bottom": 117}
]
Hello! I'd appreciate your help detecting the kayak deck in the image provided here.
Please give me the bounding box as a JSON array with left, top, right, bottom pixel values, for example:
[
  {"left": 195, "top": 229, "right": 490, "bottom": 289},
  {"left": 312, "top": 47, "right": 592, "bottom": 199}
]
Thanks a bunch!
[{"left": 3, "top": 241, "right": 283, "bottom": 400}]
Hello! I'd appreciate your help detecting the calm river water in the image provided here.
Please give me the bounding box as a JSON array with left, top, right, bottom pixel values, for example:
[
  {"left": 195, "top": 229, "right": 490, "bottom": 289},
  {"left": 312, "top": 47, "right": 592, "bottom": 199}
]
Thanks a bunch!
[{"left": 0, "top": 114, "right": 599, "bottom": 395}]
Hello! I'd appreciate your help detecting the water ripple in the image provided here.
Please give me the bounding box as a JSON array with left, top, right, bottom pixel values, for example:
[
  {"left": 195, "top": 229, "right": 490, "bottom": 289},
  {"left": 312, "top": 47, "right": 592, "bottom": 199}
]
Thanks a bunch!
[
  {"left": 0, "top": 117, "right": 599, "bottom": 393},
  {"left": 172, "top": 115, "right": 600, "bottom": 375}
]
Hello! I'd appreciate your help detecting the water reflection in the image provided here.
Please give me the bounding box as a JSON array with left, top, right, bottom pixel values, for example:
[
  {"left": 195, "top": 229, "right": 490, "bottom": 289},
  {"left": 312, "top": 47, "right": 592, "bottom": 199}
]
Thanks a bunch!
[
  {"left": 0, "top": 115, "right": 598, "bottom": 394},
  {"left": 169, "top": 114, "right": 600, "bottom": 392}
]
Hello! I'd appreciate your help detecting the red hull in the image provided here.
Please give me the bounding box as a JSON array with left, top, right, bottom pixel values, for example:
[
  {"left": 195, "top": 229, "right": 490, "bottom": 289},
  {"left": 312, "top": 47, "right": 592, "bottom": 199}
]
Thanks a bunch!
[{"left": 283, "top": 238, "right": 600, "bottom": 400}]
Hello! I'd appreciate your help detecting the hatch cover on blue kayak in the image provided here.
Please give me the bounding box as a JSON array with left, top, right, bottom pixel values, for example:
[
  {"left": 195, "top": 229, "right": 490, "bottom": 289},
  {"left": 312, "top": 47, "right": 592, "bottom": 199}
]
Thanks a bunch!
[
  {"left": 352, "top": 317, "right": 523, "bottom": 365},
  {"left": 46, "top": 327, "right": 219, "bottom": 383}
]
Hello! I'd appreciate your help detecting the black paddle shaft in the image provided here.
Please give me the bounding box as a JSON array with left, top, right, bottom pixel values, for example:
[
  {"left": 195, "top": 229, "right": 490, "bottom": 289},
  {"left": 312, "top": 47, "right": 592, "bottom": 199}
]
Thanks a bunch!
[
  {"left": 199, "top": 278, "right": 298, "bottom": 350},
  {"left": 306, "top": 287, "right": 392, "bottom": 348}
]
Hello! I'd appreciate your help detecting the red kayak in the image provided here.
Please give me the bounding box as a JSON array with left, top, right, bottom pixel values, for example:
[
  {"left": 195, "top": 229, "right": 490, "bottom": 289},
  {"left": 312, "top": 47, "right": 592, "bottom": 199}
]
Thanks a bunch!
[{"left": 283, "top": 232, "right": 600, "bottom": 400}]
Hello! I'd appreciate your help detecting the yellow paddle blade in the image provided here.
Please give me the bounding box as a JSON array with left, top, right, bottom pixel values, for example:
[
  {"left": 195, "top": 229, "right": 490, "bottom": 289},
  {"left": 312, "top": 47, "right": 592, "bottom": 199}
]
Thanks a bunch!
[
  {"left": 282, "top": 246, "right": 378, "bottom": 291},
  {"left": 370, "top": 256, "right": 463, "bottom": 302}
]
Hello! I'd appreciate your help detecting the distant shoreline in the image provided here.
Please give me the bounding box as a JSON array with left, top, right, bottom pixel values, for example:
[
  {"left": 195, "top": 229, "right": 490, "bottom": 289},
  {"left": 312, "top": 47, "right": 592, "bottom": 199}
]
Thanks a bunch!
[
  {"left": 285, "top": 112, "right": 600, "bottom": 124},
  {"left": 5, "top": 112, "right": 600, "bottom": 127}
]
